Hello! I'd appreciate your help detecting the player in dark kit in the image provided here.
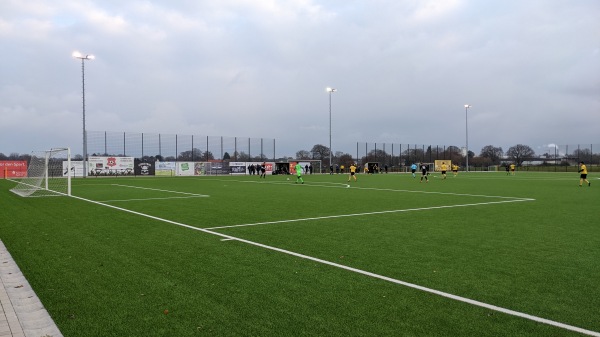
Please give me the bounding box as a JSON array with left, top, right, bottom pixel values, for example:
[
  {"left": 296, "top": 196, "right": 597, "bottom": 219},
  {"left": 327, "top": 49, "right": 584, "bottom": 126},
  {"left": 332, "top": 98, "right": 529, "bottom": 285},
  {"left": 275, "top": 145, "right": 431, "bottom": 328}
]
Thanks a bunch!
[
  {"left": 419, "top": 163, "right": 428, "bottom": 183},
  {"left": 260, "top": 162, "right": 266, "bottom": 178}
]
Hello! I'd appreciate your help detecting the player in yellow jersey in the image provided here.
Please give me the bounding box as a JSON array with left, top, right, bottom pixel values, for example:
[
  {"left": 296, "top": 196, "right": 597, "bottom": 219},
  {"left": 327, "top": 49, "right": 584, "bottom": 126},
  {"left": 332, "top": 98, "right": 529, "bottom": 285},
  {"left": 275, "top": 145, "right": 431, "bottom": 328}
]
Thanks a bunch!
[
  {"left": 440, "top": 162, "right": 448, "bottom": 180},
  {"left": 348, "top": 163, "right": 357, "bottom": 182},
  {"left": 578, "top": 161, "right": 590, "bottom": 187},
  {"left": 452, "top": 164, "right": 459, "bottom": 177},
  {"left": 510, "top": 163, "right": 516, "bottom": 175}
]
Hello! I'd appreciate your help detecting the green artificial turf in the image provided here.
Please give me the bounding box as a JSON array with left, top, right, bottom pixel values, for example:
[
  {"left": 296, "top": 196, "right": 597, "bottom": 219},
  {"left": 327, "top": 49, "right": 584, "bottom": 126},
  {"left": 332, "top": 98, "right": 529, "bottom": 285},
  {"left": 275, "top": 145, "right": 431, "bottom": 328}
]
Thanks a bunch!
[{"left": 0, "top": 172, "right": 598, "bottom": 336}]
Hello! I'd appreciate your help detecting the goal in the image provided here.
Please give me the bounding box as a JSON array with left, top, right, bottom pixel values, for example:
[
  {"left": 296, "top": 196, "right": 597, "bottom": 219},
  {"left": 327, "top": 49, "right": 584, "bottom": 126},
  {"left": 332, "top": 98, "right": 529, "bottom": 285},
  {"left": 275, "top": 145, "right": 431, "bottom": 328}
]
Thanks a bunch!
[{"left": 9, "top": 148, "right": 71, "bottom": 197}]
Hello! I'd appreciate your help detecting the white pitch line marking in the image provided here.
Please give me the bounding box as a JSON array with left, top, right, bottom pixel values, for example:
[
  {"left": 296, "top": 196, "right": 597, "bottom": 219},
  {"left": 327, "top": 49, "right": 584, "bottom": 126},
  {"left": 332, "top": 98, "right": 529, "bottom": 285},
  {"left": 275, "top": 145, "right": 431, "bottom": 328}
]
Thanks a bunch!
[
  {"left": 99, "top": 195, "right": 208, "bottom": 202},
  {"left": 65, "top": 193, "right": 600, "bottom": 337},
  {"left": 222, "top": 178, "right": 534, "bottom": 201},
  {"left": 205, "top": 199, "right": 532, "bottom": 230},
  {"left": 111, "top": 184, "right": 209, "bottom": 197}
]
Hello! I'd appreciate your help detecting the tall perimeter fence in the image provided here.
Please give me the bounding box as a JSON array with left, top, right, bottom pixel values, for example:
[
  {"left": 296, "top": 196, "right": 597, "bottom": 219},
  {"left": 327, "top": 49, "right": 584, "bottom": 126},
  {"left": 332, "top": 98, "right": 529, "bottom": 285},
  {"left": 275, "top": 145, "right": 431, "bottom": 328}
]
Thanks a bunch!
[
  {"left": 87, "top": 131, "right": 276, "bottom": 162},
  {"left": 353, "top": 143, "right": 600, "bottom": 172},
  {"left": 1, "top": 137, "right": 598, "bottom": 177}
]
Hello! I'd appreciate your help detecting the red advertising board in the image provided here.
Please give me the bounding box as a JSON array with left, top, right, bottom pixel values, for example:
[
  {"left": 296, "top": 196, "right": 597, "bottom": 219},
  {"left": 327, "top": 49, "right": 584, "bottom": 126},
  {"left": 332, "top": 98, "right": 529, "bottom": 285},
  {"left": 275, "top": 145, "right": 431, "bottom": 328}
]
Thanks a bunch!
[{"left": 0, "top": 161, "right": 28, "bottom": 178}]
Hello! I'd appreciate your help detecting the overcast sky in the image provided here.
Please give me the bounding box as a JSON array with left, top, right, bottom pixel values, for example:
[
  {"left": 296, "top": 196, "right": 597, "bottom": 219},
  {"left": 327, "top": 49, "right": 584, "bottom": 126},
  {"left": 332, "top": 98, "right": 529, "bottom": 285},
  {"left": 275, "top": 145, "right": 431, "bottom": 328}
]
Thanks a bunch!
[{"left": 1, "top": 0, "right": 598, "bottom": 158}]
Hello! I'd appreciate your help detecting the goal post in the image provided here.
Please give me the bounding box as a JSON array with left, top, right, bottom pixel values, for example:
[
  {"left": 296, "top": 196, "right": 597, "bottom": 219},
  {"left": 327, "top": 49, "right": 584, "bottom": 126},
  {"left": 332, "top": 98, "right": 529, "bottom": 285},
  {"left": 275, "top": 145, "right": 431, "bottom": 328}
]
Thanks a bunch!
[{"left": 9, "top": 148, "right": 71, "bottom": 197}]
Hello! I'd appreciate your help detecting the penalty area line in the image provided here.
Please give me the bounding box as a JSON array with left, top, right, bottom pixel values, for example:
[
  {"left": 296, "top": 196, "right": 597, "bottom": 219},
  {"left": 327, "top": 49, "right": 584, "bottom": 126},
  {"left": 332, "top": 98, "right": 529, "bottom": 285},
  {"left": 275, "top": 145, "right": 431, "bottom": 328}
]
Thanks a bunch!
[
  {"left": 67, "top": 193, "right": 599, "bottom": 337},
  {"left": 205, "top": 199, "right": 534, "bottom": 230},
  {"left": 111, "top": 184, "right": 209, "bottom": 197},
  {"left": 226, "top": 179, "right": 533, "bottom": 201},
  {"left": 98, "top": 195, "right": 208, "bottom": 202}
]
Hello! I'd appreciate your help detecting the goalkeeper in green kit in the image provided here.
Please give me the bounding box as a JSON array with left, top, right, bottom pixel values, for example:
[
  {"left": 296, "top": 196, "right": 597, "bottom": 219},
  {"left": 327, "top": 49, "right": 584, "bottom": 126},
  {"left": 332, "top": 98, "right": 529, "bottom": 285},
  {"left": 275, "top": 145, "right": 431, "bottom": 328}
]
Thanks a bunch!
[{"left": 295, "top": 162, "right": 304, "bottom": 184}]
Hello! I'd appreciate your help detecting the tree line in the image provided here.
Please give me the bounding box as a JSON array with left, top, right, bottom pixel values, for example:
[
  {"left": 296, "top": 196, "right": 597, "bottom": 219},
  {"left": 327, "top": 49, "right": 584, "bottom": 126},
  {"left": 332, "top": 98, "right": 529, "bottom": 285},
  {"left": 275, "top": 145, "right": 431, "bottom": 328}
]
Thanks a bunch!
[
  {"left": 2, "top": 143, "right": 596, "bottom": 168},
  {"left": 294, "top": 144, "right": 598, "bottom": 169}
]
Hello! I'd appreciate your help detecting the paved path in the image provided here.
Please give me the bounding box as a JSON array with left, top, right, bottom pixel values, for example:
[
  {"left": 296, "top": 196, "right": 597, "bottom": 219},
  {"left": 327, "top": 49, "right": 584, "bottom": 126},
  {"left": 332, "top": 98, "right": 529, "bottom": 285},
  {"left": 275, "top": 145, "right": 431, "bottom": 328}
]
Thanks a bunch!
[{"left": 0, "top": 241, "right": 62, "bottom": 337}]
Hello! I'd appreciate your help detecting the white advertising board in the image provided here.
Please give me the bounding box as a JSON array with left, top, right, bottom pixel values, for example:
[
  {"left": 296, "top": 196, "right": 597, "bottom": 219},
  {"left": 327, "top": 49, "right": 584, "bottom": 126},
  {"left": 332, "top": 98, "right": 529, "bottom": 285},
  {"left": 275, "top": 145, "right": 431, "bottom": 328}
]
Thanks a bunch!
[
  {"left": 156, "top": 161, "right": 176, "bottom": 176},
  {"left": 176, "top": 162, "right": 195, "bottom": 176},
  {"left": 88, "top": 157, "right": 135, "bottom": 176}
]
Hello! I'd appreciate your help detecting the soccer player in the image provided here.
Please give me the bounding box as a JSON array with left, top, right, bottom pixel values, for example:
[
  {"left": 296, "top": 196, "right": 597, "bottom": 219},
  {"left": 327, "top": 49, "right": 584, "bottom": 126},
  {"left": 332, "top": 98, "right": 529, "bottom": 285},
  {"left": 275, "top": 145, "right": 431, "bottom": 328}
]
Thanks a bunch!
[
  {"left": 295, "top": 162, "right": 304, "bottom": 184},
  {"left": 440, "top": 162, "right": 448, "bottom": 180},
  {"left": 419, "top": 163, "right": 428, "bottom": 183},
  {"left": 260, "top": 162, "right": 266, "bottom": 178},
  {"left": 348, "top": 163, "right": 357, "bottom": 182},
  {"left": 578, "top": 161, "right": 590, "bottom": 187},
  {"left": 410, "top": 163, "right": 417, "bottom": 178},
  {"left": 510, "top": 163, "right": 516, "bottom": 175},
  {"left": 452, "top": 164, "right": 459, "bottom": 177}
]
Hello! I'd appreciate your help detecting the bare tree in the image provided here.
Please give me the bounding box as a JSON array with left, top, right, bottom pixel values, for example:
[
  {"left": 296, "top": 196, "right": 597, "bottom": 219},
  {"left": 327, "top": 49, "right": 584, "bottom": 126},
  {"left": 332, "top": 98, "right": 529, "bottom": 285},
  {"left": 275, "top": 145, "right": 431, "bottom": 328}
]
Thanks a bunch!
[
  {"left": 310, "top": 144, "right": 329, "bottom": 160},
  {"left": 480, "top": 145, "right": 504, "bottom": 164},
  {"left": 362, "top": 149, "right": 389, "bottom": 164},
  {"left": 338, "top": 153, "right": 355, "bottom": 168},
  {"left": 403, "top": 148, "right": 425, "bottom": 164},
  {"left": 506, "top": 144, "right": 535, "bottom": 166},
  {"left": 234, "top": 151, "right": 250, "bottom": 161},
  {"left": 444, "top": 146, "right": 465, "bottom": 166},
  {"left": 572, "top": 148, "right": 592, "bottom": 162},
  {"left": 179, "top": 148, "right": 204, "bottom": 161},
  {"left": 295, "top": 150, "right": 312, "bottom": 160}
]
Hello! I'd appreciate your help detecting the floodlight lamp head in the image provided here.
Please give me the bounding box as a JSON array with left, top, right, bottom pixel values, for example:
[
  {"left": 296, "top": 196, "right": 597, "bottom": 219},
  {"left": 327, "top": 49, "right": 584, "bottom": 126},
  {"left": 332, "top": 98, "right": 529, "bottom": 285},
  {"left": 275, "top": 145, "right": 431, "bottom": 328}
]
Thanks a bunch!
[
  {"left": 327, "top": 87, "right": 337, "bottom": 93},
  {"left": 72, "top": 51, "right": 95, "bottom": 60},
  {"left": 464, "top": 104, "right": 471, "bottom": 108}
]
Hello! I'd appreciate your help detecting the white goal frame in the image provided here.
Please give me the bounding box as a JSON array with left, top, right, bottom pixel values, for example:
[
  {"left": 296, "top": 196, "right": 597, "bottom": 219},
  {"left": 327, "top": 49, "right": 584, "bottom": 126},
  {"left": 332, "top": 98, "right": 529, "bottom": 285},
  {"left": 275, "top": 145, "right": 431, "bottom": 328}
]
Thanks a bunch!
[{"left": 9, "top": 148, "right": 71, "bottom": 197}]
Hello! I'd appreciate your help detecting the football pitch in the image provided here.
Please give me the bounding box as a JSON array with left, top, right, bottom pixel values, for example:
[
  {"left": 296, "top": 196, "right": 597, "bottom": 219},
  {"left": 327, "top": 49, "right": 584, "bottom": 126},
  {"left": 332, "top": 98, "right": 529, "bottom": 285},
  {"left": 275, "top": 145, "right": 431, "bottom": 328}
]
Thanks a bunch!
[{"left": 0, "top": 172, "right": 598, "bottom": 336}]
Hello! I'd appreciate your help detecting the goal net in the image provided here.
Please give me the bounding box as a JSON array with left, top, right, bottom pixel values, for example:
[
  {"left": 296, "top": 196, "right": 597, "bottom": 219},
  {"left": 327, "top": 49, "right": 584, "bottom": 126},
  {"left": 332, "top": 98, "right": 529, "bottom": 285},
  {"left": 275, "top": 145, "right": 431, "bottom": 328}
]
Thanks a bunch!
[{"left": 9, "top": 148, "right": 71, "bottom": 197}]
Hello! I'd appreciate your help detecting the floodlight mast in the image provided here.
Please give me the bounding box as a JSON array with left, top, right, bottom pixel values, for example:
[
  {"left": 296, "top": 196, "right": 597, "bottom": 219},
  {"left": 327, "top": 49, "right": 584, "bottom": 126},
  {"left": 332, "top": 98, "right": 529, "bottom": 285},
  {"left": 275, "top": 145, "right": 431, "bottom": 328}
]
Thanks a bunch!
[
  {"left": 464, "top": 104, "right": 472, "bottom": 172},
  {"left": 327, "top": 87, "right": 337, "bottom": 171},
  {"left": 72, "top": 51, "right": 94, "bottom": 178}
]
